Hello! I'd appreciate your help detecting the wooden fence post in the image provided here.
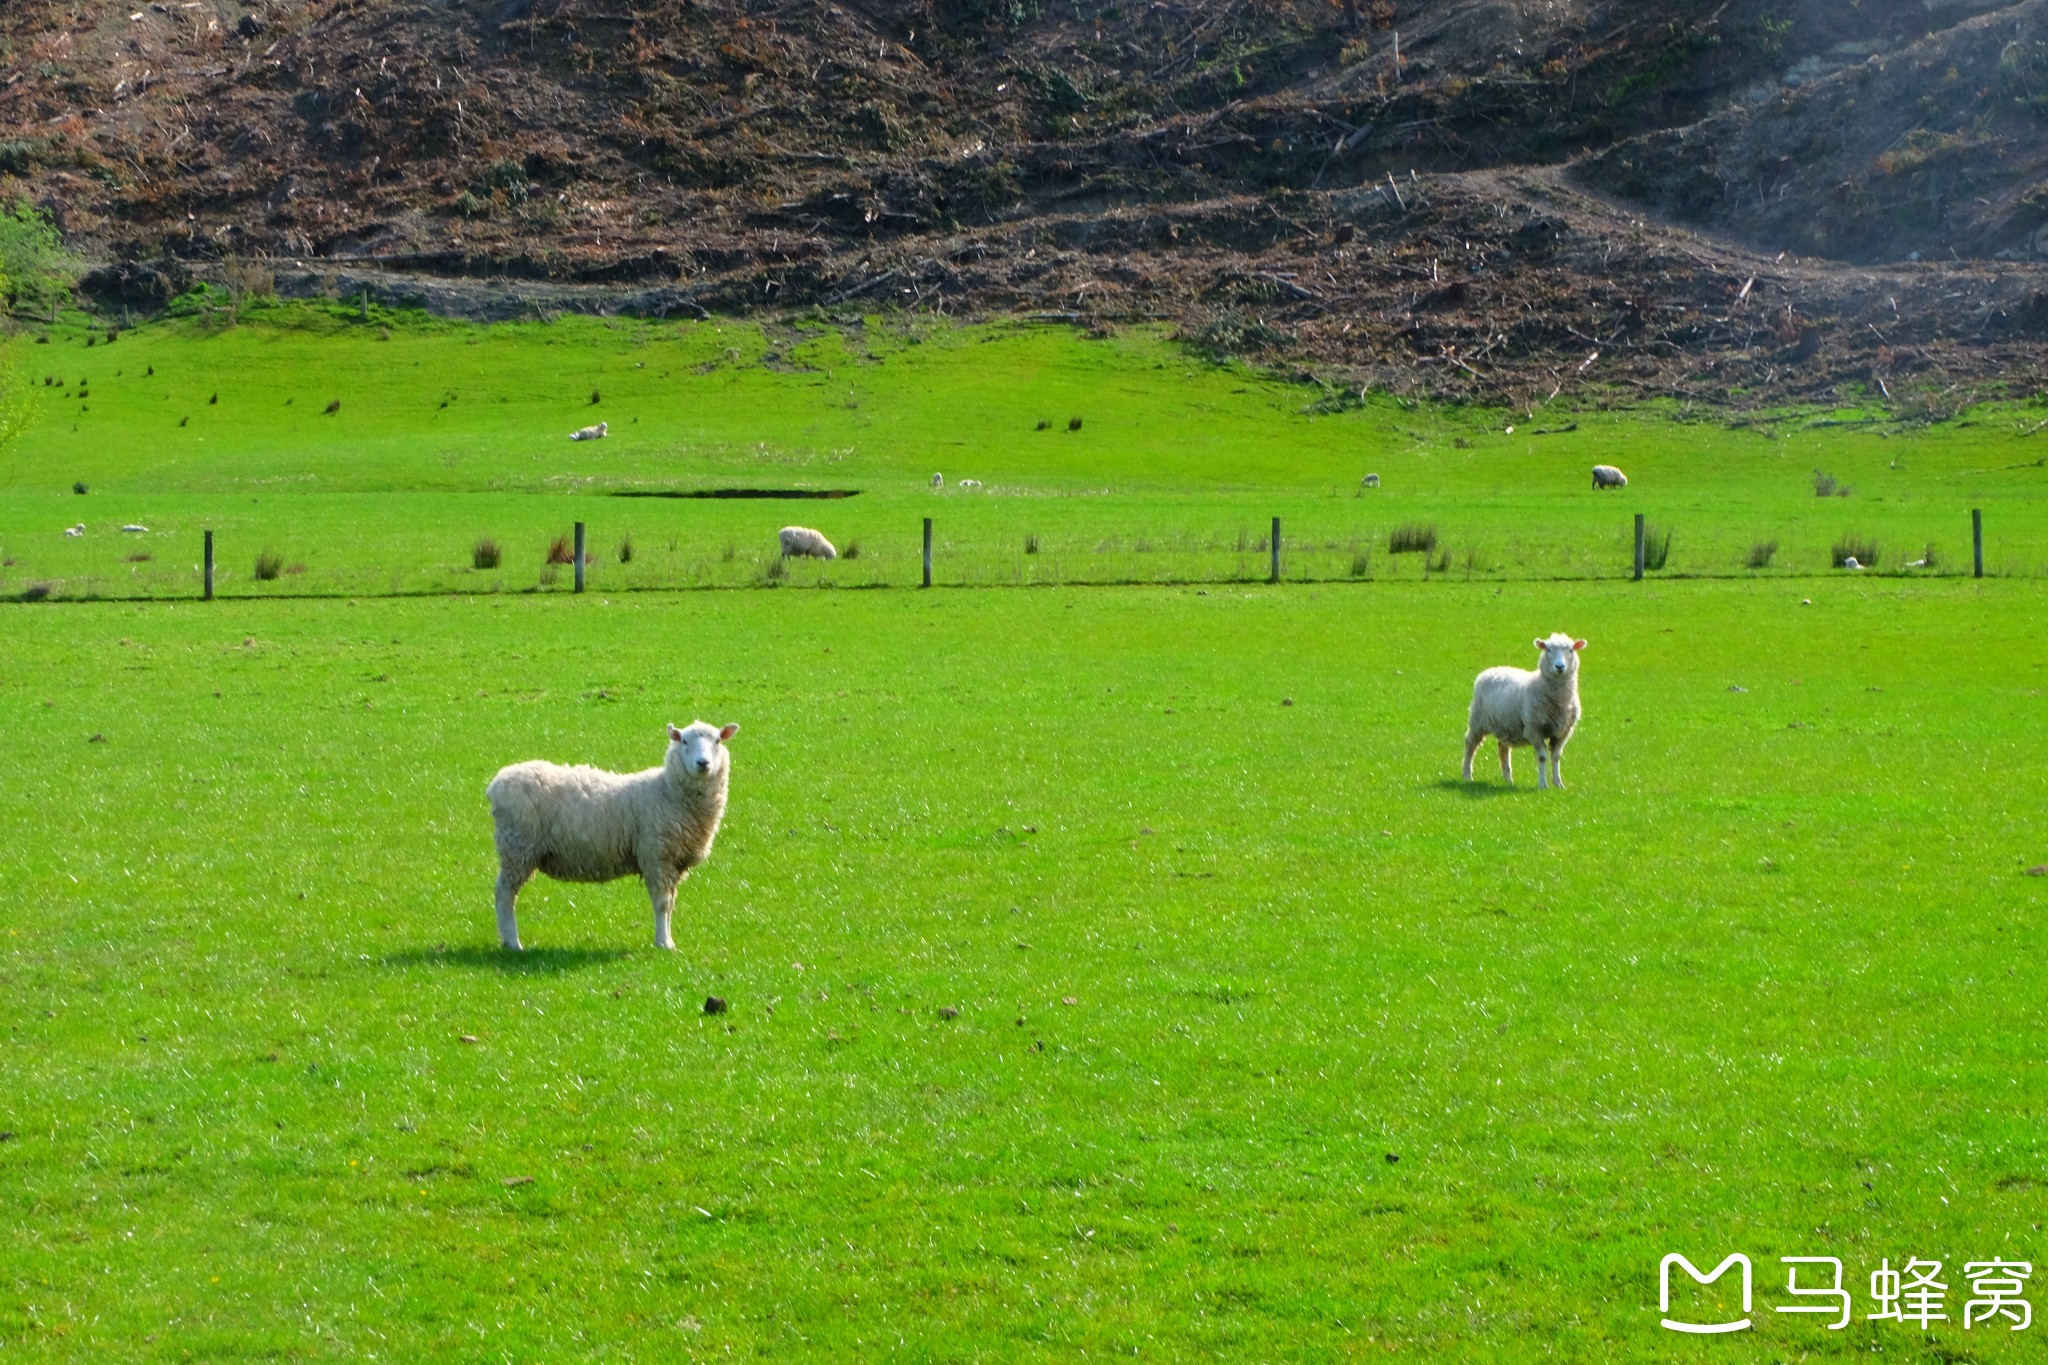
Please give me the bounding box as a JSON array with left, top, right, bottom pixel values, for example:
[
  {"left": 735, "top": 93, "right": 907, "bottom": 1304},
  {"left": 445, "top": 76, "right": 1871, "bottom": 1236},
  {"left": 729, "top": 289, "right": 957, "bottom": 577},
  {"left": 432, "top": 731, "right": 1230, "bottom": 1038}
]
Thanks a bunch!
[
  {"left": 574, "top": 521, "right": 586, "bottom": 593},
  {"left": 1269, "top": 516, "right": 1281, "bottom": 584},
  {"left": 1633, "top": 513, "right": 1645, "bottom": 581},
  {"left": 1973, "top": 508, "right": 1984, "bottom": 579},
  {"left": 203, "top": 530, "right": 214, "bottom": 601},
  {"left": 922, "top": 517, "right": 933, "bottom": 588}
]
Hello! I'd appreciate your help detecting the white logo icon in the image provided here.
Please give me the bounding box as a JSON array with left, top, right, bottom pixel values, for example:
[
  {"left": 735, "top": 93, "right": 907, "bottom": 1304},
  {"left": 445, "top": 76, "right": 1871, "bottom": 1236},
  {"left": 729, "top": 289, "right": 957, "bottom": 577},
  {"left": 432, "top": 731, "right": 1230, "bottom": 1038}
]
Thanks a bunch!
[{"left": 1660, "top": 1253, "right": 1753, "bottom": 1334}]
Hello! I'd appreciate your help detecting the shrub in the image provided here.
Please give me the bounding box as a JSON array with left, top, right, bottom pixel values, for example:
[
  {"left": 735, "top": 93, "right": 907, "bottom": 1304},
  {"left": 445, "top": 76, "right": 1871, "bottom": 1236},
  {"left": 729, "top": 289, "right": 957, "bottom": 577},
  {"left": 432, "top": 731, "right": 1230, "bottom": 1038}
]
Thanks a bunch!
[
  {"left": 1389, "top": 523, "right": 1438, "bottom": 555},
  {"left": 546, "top": 535, "right": 574, "bottom": 566},
  {"left": 617, "top": 534, "right": 634, "bottom": 564},
  {"left": 1024, "top": 533, "right": 1040, "bottom": 555},
  {"left": 253, "top": 549, "right": 285, "bottom": 581},
  {"left": 1641, "top": 523, "right": 1671, "bottom": 571},
  {"left": 1067, "top": 416, "right": 1083, "bottom": 431},
  {"left": 1745, "top": 540, "right": 1778, "bottom": 569},
  {"left": 473, "top": 537, "right": 502, "bottom": 570},
  {"left": 842, "top": 539, "right": 861, "bottom": 561},
  {"left": 1832, "top": 534, "right": 1880, "bottom": 568}
]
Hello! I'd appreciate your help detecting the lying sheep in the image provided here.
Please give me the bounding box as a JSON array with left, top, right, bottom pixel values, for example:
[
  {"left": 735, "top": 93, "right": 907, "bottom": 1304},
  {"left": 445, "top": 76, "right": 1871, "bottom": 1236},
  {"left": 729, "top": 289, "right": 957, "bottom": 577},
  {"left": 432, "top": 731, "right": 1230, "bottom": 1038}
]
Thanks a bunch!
[
  {"left": 1463, "top": 633, "right": 1585, "bottom": 790},
  {"left": 1841, "top": 556, "right": 1863, "bottom": 570},
  {"left": 63, "top": 523, "right": 84, "bottom": 537},
  {"left": 486, "top": 721, "right": 739, "bottom": 950},
  {"left": 1591, "top": 464, "right": 1628, "bottom": 490},
  {"left": 958, "top": 478, "right": 983, "bottom": 488},
  {"left": 570, "top": 421, "right": 608, "bottom": 442},
  {"left": 778, "top": 525, "right": 837, "bottom": 559},
  {"left": 121, "top": 524, "right": 148, "bottom": 533},
  {"left": 1363, "top": 473, "right": 1380, "bottom": 488}
]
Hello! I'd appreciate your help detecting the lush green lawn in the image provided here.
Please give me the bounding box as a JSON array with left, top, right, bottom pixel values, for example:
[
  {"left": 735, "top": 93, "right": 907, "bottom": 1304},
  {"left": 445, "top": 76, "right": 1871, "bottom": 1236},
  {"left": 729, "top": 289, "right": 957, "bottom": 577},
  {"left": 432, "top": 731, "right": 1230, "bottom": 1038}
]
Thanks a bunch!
[
  {"left": 3, "top": 304, "right": 2046, "bottom": 599},
  {"left": 4, "top": 577, "right": 2045, "bottom": 1359}
]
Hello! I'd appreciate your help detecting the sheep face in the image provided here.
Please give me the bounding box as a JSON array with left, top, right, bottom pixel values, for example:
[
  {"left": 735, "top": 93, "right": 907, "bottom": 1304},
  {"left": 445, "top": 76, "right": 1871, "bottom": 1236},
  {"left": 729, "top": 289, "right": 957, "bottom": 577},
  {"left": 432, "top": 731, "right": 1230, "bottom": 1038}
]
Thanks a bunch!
[
  {"left": 666, "top": 720, "right": 739, "bottom": 780},
  {"left": 1533, "top": 633, "right": 1585, "bottom": 678}
]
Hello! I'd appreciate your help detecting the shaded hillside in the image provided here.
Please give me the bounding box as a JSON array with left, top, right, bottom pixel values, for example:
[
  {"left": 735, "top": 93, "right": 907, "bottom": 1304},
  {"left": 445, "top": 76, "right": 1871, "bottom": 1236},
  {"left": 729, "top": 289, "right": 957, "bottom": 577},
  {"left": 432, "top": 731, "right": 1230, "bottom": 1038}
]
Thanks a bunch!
[{"left": 4, "top": 0, "right": 2048, "bottom": 404}]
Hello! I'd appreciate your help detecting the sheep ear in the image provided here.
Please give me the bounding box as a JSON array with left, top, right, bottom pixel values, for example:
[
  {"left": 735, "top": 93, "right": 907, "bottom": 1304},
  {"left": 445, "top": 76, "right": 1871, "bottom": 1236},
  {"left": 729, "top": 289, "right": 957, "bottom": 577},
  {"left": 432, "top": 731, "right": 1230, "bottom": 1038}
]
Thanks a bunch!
[
  {"left": 717, "top": 723, "right": 739, "bottom": 742},
  {"left": 1533, "top": 638, "right": 1546, "bottom": 650},
  {"left": 668, "top": 724, "right": 684, "bottom": 742},
  {"left": 1572, "top": 639, "right": 1586, "bottom": 651}
]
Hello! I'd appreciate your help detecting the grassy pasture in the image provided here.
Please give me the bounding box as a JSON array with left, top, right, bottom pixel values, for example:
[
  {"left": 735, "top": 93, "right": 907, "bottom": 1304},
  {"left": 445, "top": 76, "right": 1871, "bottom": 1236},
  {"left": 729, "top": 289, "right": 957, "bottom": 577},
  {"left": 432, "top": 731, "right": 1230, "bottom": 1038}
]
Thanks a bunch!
[
  {"left": 2, "top": 303, "right": 2046, "bottom": 598},
  {"left": 3, "top": 578, "right": 2047, "bottom": 1360}
]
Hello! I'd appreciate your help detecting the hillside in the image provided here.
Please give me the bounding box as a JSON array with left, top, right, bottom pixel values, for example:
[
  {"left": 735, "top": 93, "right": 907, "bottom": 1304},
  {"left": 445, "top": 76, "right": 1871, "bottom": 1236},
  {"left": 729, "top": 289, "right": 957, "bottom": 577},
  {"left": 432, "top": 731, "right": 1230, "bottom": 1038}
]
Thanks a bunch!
[{"left": 6, "top": 0, "right": 2048, "bottom": 404}]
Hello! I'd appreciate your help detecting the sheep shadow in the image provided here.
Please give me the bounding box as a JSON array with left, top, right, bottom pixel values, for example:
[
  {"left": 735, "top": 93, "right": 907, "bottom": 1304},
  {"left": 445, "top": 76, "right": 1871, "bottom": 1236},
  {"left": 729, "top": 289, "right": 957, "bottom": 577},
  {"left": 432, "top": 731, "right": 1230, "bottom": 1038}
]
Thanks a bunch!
[
  {"left": 382, "top": 944, "right": 632, "bottom": 974},
  {"left": 1429, "top": 777, "right": 1533, "bottom": 800}
]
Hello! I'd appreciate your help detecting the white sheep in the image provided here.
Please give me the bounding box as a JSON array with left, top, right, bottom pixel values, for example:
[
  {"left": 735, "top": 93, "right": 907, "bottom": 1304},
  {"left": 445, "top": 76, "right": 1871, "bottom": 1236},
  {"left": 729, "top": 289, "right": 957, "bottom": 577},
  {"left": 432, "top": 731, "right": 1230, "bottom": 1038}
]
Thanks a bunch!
[
  {"left": 121, "top": 524, "right": 148, "bottom": 533},
  {"left": 778, "top": 525, "right": 837, "bottom": 559},
  {"left": 1463, "top": 633, "right": 1585, "bottom": 789},
  {"left": 1363, "top": 473, "right": 1380, "bottom": 488},
  {"left": 63, "top": 523, "right": 84, "bottom": 537},
  {"left": 930, "top": 473, "right": 944, "bottom": 488},
  {"left": 1841, "top": 556, "right": 1863, "bottom": 570},
  {"left": 1591, "top": 464, "right": 1628, "bottom": 490},
  {"left": 958, "top": 478, "right": 983, "bottom": 488},
  {"left": 569, "top": 421, "right": 608, "bottom": 441},
  {"left": 486, "top": 721, "right": 738, "bottom": 950}
]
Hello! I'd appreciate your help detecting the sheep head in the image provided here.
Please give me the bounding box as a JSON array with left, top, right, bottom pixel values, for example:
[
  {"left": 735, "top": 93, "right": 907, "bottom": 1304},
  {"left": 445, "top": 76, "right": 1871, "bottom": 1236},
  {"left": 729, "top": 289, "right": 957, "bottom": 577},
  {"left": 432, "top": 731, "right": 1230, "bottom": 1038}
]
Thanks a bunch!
[
  {"left": 1533, "top": 633, "right": 1585, "bottom": 679},
  {"left": 666, "top": 720, "right": 739, "bottom": 779}
]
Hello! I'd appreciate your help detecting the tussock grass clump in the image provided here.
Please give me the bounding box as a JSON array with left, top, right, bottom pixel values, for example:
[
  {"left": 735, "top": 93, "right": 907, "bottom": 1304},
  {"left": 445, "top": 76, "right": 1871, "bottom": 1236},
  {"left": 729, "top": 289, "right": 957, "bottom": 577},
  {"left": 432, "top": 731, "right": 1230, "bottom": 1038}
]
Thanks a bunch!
[
  {"left": 1641, "top": 524, "right": 1671, "bottom": 571},
  {"left": 1389, "top": 523, "right": 1438, "bottom": 555},
  {"left": 763, "top": 557, "right": 787, "bottom": 582},
  {"left": 842, "top": 540, "right": 861, "bottom": 561},
  {"left": 546, "top": 535, "right": 574, "bottom": 566},
  {"left": 720, "top": 543, "right": 737, "bottom": 563},
  {"left": 1833, "top": 534, "right": 1880, "bottom": 568},
  {"left": 1813, "top": 469, "right": 1852, "bottom": 497},
  {"left": 617, "top": 534, "right": 634, "bottom": 564},
  {"left": 1350, "top": 550, "right": 1372, "bottom": 577},
  {"left": 1024, "top": 533, "right": 1041, "bottom": 555},
  {"left": 253, "top": 549, "right": 285, "bottom": 581},
  {"left": 472, "top": 537, "right": 502, "bottom": 570},
  {"left": 1746, "top": 540, "right": 1778, "bottom": 569}
]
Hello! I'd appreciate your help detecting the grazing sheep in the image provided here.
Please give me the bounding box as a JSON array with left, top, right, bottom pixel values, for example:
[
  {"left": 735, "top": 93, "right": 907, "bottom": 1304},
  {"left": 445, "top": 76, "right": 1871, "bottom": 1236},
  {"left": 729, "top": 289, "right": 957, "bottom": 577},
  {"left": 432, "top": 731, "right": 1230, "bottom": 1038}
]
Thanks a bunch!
[
  {"left": 1463, "top": 633, "right": 1585, "bottom": 790},
  {"left": 570, "top": 421, "right": 608, "bottom": 442},
  {"left": 778, "top": 525, "right": 837, "bottom": 560},
  {"left": 486, "top": 721, "right": 739, "bottom": 951},
  {"left": 1591, "top": 464, "right": 1628, "bottom": 490},
  {"left": 63, "top": 523, "right": 84, "bottom": 537},
  {"left": 931, "top": 473, "right": 944, "bottom": 488},
  {"left": 1363, "top": 473, "right": 1380, "bottom": 488},
  {"left": 121, "top": 524, "right": 148, "bottom": 533}
]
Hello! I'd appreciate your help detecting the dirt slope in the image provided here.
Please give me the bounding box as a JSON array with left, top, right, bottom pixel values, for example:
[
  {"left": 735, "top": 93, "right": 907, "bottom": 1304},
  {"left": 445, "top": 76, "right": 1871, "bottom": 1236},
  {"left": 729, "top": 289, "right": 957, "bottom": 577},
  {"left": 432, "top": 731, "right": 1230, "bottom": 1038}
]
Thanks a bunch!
[{"left": 3, "top": 0, "right": 2046, "bottom": 405}]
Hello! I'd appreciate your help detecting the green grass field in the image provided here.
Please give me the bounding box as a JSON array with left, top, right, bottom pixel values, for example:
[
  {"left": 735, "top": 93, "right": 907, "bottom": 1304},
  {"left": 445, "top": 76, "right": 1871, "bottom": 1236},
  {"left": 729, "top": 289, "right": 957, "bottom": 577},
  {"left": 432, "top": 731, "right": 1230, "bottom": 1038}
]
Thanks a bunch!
[{"left": 3, "top": 307, "right": 2047, "bottom": 1359}]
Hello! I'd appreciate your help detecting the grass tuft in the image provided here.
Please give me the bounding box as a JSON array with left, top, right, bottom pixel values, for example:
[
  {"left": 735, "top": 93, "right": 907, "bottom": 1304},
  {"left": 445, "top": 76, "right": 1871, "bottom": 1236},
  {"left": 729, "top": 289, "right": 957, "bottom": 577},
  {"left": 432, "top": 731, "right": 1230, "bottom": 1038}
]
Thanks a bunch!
[
  {"left": 617, "top": 534, "right": 634, "bottom": 564},
  {"left": 253, "top": 549, "right": 285, "bottom": 581},
  {"left": 472, "top": 537, "right": 502, "bottom": 570},
  {"left": 1833, "top": 534, "right": 1881, "bottom": 568},
  {"left": 1745, "top": 540, "right": 1778, "bottom": 569},
  {"left": 1389, "top": 523, "right": 1438, "bottom": 555},
  {"left": 546, "top": 535, "right": 574, "bottom": 566},
  {"left": 1641, "top": 523, "right": 1671, "bottom": 572}
]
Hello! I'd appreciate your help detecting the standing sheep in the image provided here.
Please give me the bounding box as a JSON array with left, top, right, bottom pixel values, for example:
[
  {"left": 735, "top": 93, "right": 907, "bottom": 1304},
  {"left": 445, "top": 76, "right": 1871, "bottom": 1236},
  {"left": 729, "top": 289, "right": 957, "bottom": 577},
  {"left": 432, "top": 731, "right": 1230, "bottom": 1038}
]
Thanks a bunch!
[
  {"left": 931, "top": 473, "right": 944, "bottom": 488},
  {"left": 486, "top": 721, "right": 739, "bottom": 950},
  {"left": 1591, "top": 464, "right": 1628, "bottom": 490},
  {"left": 1462, "top": 633, "right": 1585, "bottom": 789},
  {"left": 1363, "top": 473, "right": 1380, "bottom": 488},
  {"left": 778, "top": 525, "right": 837, "bottom": 559}
]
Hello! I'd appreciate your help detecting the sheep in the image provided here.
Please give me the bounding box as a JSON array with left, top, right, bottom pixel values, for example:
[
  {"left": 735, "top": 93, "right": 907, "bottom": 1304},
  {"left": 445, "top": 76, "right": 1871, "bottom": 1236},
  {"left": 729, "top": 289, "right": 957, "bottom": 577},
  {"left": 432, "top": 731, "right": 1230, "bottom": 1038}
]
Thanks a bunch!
[
  {"left": 486, "top": 721, "right": 739, "bottom": 951},
  {"left": 778, "top": 525, "right": 837, "bottom": 560},
  {"left": 1841, "top": 556, "right": 1863, "bottom": 570},
  {"left": 570, "top": 421, "right": 608, "bottom": 442},
  {"left": 958, "top": 478, "right": 983, "bottom": 488},
  {"left": 1462, "top": 633, "right": 1585, "bottom": 790},
  {"left": 1591, "top": 464, "right": 1628, "bottom": 490},
  {"left": 1363, "top": 473, "right": 1380, "bottom": 488},
  {"left": 63, "top": 523, "right": 84, "bottom": 537},
  {"left": 121, "top": 524, "right": 148, "bottom": 533},
  {"left": 930, "top": 473, "right": 944, "bottom": 488}
]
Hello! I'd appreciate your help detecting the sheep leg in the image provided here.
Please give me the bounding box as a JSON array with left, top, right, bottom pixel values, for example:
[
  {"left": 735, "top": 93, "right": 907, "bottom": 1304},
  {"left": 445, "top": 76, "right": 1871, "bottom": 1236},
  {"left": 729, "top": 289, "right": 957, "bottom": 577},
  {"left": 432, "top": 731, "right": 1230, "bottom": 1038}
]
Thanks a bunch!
[
  {"left": 646, "top": 869, "right": 680, "bottom": 951},
  {"left": 1550, "top": 742, "right": 1566, "bottom": 790},
  {"left": 1462, "top": 729, "right": 1484, "bottom": 781},
  {"left": 495, "top": 863, "right": 532, "bottom": 951},
  {"left": 1497, "top": 738, "right": 1513, "bottom": 784}
]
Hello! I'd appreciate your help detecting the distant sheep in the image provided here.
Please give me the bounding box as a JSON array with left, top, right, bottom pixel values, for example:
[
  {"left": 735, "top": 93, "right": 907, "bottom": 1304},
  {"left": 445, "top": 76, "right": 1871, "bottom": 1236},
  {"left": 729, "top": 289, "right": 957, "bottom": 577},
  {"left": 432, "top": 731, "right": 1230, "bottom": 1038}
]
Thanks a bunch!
[
  {"left": 63, "top": 523, "right": 84, "bottom": 538},
  {"left": 486, "top": 721, "right": 739, "bottom": 951},
  {"left": 121, "top": 524, "right": 148, "bottom": 533},
  {"left": 1363, "top": 473, "right": 1380, "bottom": 488},
  {"left": 1841, "top": 556, "right": 1863, "bottom": 570},
  {"left": 778, "top": 525, "right": 837, "bottom": 560},
  {"left": 1591, "top": 464, "right": 1628, "bottom": 490},
  {"left": 1463, "top": 633, "right": 1585, "bottom": 790},
  {"left": 570, "top": 421, "right": 609, "bottom": 442},
  {"left": 931, "top": 473, "right": 944, "bottom": 488},
  {"left": 959, "top": 478, "right": 983, "bottom": 488}
]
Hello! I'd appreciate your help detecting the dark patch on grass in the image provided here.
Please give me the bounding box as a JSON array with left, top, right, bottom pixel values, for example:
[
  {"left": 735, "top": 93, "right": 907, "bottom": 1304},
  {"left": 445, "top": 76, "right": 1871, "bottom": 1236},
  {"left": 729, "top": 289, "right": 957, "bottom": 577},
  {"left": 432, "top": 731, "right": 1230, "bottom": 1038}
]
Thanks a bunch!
[
  {"left": 382, "top": 945, "right": 632, "bottom": 973},
  {"left": 612, "top": 488, "right": 860, "bottom": 499}
]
